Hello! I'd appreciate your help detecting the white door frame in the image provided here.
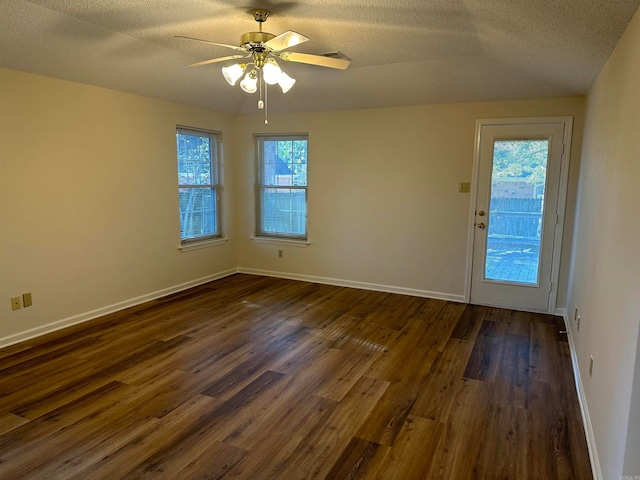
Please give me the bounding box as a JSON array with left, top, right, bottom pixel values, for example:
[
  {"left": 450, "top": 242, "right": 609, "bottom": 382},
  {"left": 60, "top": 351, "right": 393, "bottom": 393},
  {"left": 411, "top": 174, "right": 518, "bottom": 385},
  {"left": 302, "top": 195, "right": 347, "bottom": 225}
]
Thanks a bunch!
[{"left": 463, "top": 116, "right": 574, "bottom": 314}]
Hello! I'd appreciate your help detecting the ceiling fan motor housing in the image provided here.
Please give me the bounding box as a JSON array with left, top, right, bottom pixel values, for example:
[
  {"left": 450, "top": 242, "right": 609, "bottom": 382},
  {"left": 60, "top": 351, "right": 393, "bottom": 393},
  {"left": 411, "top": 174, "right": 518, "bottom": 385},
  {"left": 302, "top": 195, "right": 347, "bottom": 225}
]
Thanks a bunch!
[
  {"left": 241, "top": 32, "right": 275, "bottom": 67},
  {"left": 241, "top": 31, "right": 276, "bottom": 48},
  {"left": 241, "top": 8, "right": 275, "bottom": 59}
]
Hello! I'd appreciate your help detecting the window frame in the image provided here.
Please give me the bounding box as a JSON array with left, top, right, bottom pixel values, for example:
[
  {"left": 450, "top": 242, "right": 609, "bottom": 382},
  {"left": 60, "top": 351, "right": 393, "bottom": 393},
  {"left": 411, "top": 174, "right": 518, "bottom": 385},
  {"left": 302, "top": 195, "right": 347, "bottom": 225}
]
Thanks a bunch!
[
  {"left": 255, "top": 134, "right": 309, "bottom": 241},
  {"left": 176, "top": 126, "right": 223, "bottom": 246}
]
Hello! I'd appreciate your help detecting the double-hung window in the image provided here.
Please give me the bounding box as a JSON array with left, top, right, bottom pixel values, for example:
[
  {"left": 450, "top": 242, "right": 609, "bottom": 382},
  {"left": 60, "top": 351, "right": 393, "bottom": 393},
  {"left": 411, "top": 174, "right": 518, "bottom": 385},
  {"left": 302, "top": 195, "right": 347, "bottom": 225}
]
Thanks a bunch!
[
  {"left": 176, "top": 127, "right": 222, "bottom": 244},
  {"left": 255, "top": 135, "right": 308, "bottom": 240}
]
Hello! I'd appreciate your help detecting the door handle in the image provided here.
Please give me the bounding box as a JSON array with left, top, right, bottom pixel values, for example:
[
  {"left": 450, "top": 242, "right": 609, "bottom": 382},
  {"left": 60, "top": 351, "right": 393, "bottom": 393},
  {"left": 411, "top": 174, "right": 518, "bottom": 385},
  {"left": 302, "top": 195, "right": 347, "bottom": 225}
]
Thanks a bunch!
[{"left": 477, "top": 222, "right": 486, "bottom": 230}]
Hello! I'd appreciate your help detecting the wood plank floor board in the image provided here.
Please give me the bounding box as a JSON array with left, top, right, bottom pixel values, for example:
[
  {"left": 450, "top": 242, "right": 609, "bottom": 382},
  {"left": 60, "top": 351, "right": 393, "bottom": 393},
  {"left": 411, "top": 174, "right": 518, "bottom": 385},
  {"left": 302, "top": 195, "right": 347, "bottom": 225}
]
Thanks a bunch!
[
  {"left": 118, "top": 370, "right": 288, "bottom": 479},
  {"left": 364, "top": 316, "right": 441, "bottom": 383},
  {"left": 362, "top": 293, "right": 431, "bottom": 331},
  {"left": 373, "top": 414, "right": 445, "bottom": 480},
  {"left": 0, "top": 274, "right": 593, "bottom": 479},
  {"left": 411, "top": 338, "right": 476, "bottom": 422},
  {"left": 328, "top": 315, "right": 397, "bottom": 354},
  {"left": 173, "top": 441, "right": 248, "bottom": 480},
  {"left": 65, "top": 395, "right": 217, "bottom": 480},
  {"left": 450, "top": 303, "right": 488, "bottom": 341},
  {"left": 0, "top": 380, "right": 131, "bottom": 476},
  {"left": 324, "top": 436, "right": 390, "bottom": 479},
  {"left": 475, "top": 399, "right": 529, "bottom": 479},
  {"left": 0, "top": 353, "right": 89, "bottom": 399},
  {"left": 493, "top": 333, "right": 531, "bottom": 409},
  {"left": 528, "top": 379, "right": 562, "bottom": 479},
  {"left": 222, "top": 372, "right": 332, "bottom": 451},
  {"left": 0, "top": 342, "right": 33, "bottom": 362},
  {"left": 0, "top": 356, "right": 104, "bottom": 417},
  {"left": 311, "top": 347, "right": 379, "bottom": 401},
  {"left": 530, "top": 320, "right": 565, "bottom": 384},
  {"left": 198, "top": 325, "right": 308, "bottom": 399},
  {"left": 0, "top": 413, "right": 29, "bottom": 436},
  {"left": 222, "top": 395, "right": 337, "bottom": 479},
  {"left": 2, "top": 407, "right": 153, "bottom": 480},
  {"left": 462, "top": 319, "right": 505, "bottom": 381},
  {"left": 0, "top": 336, "right": 101, "bottom": 376},
  {"left": 356, "top": 379, "right": 422, "bottom": 446},
  {"left": 263, "top": 375, "right": 390, "bottom": 480},
  {"left": 177, "top": 316, "right": 283, "bottom": 374},
  {"left": 10, "top": 335, "right": 193, "bottom": 420},
  {"left": 423, "top": 377, "right": 492, "bottom": 480},
  {"left": 418, "top": 301, "right": 468, "bottom": 352}
]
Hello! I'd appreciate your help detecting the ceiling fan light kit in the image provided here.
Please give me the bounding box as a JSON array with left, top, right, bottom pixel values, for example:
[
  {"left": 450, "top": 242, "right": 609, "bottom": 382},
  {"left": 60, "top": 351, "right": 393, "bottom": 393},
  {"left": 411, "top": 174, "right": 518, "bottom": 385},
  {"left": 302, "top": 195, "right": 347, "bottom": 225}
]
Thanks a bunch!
[
  {"left": 221, "top": 63, "right": 246, "bottom": 86},
  {"left": 177, "top": 8, "right": 350, "bottom": 123},
  {"left": 240, "top": 69, "right": 258, "bottom": 93}
]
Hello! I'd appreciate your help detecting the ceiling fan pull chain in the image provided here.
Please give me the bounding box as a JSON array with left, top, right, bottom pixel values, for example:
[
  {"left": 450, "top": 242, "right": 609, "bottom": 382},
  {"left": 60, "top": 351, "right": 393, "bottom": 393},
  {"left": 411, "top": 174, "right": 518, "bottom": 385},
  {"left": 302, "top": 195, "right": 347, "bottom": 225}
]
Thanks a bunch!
[
  {"left": 258, "top": 70, "right": 264, "bottom": 109},
  {"left": 264, "top": 83, "right": 269, "bottom": 125}
]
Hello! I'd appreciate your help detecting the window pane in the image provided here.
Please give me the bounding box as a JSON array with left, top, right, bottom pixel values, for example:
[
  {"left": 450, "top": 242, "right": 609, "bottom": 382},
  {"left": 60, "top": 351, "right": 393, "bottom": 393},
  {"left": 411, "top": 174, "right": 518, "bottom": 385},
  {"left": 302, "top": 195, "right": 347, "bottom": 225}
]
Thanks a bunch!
[
  {"left": 484, "top": 139, "right": 548, "bottom": 284},
  {"left": 177, "top": 134, "right": 213, "bottom": 186},
  {"left": 261, "top": 139, "right": 307, "bottom": 187},
  {"left": 179, "top": 187, "right": 217, "bottom": 239},
  {"left": 260, "top": 187, "right": 306, "bottom": 236}
]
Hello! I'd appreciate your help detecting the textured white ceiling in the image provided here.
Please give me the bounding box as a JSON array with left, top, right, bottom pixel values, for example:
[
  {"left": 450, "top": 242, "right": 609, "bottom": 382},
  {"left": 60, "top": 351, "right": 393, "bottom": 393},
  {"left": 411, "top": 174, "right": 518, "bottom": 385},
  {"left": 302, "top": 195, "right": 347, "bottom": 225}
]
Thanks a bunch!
[{"left": 1, "top": 0, "right": 639, "bottom": 114}]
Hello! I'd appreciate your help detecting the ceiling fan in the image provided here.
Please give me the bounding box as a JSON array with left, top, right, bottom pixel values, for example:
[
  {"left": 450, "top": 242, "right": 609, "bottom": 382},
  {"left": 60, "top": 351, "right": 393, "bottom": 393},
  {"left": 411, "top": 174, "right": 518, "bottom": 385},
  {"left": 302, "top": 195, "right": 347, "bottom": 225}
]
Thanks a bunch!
[
  {"left": 176, "top": 9, "right": 350, "bottom": 122},
  {"left": 177, "top": 9, "right": 350, "bottom": 70}
]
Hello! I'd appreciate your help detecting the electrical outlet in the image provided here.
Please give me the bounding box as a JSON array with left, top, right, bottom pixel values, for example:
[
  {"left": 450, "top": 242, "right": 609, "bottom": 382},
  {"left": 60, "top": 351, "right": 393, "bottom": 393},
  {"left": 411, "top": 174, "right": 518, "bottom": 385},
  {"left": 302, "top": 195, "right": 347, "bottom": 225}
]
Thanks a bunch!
[
  {"left": 278, "top": 250, "right": 283, "bottom": 258},
  {"left": 23, "top": 293, "right": 32, "bottom": 307},
  {"left": 577, "top": 315, "right": 581, "bottom": 332},
  {"left": 11, "top": 297, "right": 21, "bottom": 310},
  {"left": 458, "top": 182, "right": 470, "bottom": 193},
  {"left": 589, "top": 355, "right": 594, "bottom": 377}
]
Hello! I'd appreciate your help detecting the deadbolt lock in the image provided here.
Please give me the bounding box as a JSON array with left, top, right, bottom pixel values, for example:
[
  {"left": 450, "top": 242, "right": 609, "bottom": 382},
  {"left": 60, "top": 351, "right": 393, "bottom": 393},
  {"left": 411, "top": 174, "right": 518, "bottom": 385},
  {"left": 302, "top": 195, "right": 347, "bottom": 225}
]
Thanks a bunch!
[{"left": 478, "top": 210, "right": 486, "bottom": 216}]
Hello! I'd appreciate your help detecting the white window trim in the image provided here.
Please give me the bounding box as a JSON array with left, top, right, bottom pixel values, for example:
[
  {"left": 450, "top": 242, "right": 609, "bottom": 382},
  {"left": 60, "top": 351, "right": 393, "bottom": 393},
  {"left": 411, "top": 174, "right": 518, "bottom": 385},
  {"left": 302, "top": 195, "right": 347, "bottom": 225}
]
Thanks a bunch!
[
  {"left": 251, "top": 236, "right": 310, "bottom": 247},
  {"left": 179, "top": 237, "right": 228, "bottom": 252},
  {"left": 255, "top": 134, "right": 309, "bottom": 241},
  {"left": 176, "top": 126, "right": 223, "bottom": 245}
]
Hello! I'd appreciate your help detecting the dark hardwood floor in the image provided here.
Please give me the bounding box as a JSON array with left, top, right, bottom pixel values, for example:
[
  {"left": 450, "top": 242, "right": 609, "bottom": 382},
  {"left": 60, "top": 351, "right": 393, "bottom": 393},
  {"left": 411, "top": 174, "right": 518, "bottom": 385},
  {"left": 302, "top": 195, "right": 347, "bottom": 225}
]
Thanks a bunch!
[{"left": 0, "top": 274, "right": 592, "bottom": 479}]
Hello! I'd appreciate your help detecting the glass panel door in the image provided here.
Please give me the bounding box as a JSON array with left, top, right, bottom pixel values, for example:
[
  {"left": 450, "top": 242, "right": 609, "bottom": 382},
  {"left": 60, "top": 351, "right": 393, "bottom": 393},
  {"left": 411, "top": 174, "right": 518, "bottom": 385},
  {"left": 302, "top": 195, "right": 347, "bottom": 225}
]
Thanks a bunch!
[
  {"left": 484, "top": 139, "right": 549, "bottom": 285},
  {"left": 470, "top": 120, "right": 569, "bottom": 313}
]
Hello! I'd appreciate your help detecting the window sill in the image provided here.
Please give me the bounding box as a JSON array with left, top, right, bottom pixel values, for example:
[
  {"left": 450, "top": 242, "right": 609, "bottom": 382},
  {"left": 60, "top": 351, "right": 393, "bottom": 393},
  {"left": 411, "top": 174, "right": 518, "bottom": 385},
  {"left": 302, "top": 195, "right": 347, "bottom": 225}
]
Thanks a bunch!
[
  {"left": 179, "top": 237, "right": 228, "bottom": 252},
  {"left": 251, "top": 236, "right": 310, "bottom": 247}
]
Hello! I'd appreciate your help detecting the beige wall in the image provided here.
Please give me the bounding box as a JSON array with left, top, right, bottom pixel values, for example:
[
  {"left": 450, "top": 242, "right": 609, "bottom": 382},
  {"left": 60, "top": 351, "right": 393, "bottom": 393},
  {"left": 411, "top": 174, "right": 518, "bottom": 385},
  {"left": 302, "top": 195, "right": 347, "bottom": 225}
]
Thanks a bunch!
[
  {"left": 566, "top": 7, "right": 640, "bottom": 479},
  {"left": 0, "top": 68, "right": 237, "bottom": 345},
  {"left": 235, "top": 98, "right": 584, "bottom": 303}
]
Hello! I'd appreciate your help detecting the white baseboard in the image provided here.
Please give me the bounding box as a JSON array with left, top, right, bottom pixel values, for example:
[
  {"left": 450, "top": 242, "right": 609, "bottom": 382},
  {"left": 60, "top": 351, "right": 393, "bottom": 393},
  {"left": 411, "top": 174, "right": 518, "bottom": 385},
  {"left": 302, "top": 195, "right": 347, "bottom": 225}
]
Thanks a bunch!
[
  {"left": 237, "top": 268, "right": 466, "bottom": 303},
  {"left": 0, "top": 269, "right": 237, "bottom": 350},
  {"left": 562, "top": 313, "right": 602, "bottom": 480}
]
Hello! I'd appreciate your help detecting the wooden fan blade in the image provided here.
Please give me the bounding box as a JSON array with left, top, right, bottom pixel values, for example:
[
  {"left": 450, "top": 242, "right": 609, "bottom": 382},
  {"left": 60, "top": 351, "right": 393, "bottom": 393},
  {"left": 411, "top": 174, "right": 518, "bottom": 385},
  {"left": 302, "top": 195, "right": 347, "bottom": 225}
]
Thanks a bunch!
[
  {"left": 175, "top": 35, "right": 246, "bottom": 52},
  {"left": 279, "top": 52, "right": 350, "bottom": 70},
  {"left": 264, "top": 31, "right": 309, "bottom": 52},
  {"left": 186, "top": 54, "right": 247, "bottom": 67}
]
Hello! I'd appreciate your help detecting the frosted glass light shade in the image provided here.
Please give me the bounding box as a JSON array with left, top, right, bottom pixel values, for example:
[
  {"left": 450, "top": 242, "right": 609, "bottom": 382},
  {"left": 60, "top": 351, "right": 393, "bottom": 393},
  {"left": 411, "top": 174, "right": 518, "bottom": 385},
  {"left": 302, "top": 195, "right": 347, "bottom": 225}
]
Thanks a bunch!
[
  {"left": 278, "top": 71, "right": 296, "bottom": 93},
  {"left": 240, "top": 70, "right": 258, "bottom": 93},
  {"left": 263, "top": 59, "right": 282, "bottom": 85},
  {"left": 222, "top": 64, "right": 245, "bottom": 85}
]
